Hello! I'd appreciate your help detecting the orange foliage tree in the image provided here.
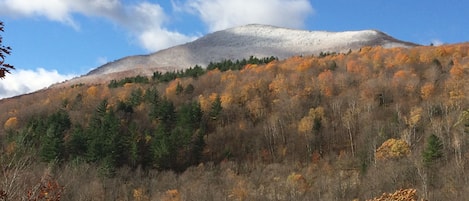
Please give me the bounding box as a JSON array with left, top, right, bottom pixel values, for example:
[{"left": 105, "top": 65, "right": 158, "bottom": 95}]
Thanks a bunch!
[
  {"left": 3, "top": 116, "right": 17, "bottom": 130},
  {"left": 317, "top": 70, "right": 334, "bottom": 97}
]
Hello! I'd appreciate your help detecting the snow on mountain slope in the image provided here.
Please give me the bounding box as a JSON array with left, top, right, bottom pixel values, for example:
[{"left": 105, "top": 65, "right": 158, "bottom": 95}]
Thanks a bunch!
[{"left": 69, "top": 24, "right": 417, "bottom": 84}]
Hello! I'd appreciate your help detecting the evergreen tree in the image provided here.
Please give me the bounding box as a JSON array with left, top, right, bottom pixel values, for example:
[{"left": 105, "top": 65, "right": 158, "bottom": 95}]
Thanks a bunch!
[
  {"left": 150, "top": 126, "right": 172, "bottom": 169},
  {"left": 177, "top": 101, "right": 203, "bottom": 130},
  {"left": 156, "top": 98, "right": 177, "bottom": 131},
  {"left": 67, "top": 125, "right": 87, "bottom": 159},
  {"left": 127, "top": 123, "right": 140, "bottom": 168},
  {"left": 129, "top": 88, "right": 143, "bottom": 106},
  {"left": 422, "top": 134, "right": 443, "bottom": 166},
  {"left": 144, "top": 87, "right": 160, "bottom": 104},
  {"left": 40, "top": 126, "right": 65, "bottom": 162},
  {"left": 209, "top": 95, "right": 222, "bottom": 120},
  {"left": 40, "top": 110, "right": 71, "bottom": 162},
  {"left": 85, "top": 100, "right": 124, "bottom": 172},
  {"left": 184, "top": 83, "right": 195, "bottom": 94},
  {"left": 116, "top": 100, "right": 134, "bottom": 115}
]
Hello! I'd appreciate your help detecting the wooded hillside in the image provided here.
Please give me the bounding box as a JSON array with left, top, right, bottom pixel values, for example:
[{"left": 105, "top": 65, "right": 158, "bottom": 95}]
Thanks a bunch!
[{"left": 1, "top": 43, "right": 469, "bottom": 200}]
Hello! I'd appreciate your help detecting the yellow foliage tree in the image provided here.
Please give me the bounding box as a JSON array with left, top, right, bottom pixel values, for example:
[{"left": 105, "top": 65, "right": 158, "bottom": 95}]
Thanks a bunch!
[
  {"left": 246, "top": 95, "right": 265, "bottom": 122},
  {"left": 395, "top": 51, "right": 411, "bottom": 64},
  {"left": 449, "top": 62, "right": 465, "bottom": 80},
  {"left": 220, "top": 93, "right": 233, "bottom": 109},
  {"left": 407, "top": 107, "right": 423, "bottom": 128},
  {"left": 133, "top": 187, "right": 149, "bottom": 201},
  {"left": 298, "top": 116, "right": 314, "bottom": 134},
  {"left": 297, "top": 58, "right": 313, "bottom": 72},
  {"left": 298, "top": 107, "right": 325, "bottom": 134},
  {"left": 4, "top": 116, "right": 17, "bottom": 130},
  {"left": 165, "top": 79, "right": 180, "bottom": 98},
  {"left": 198, "top": 94, "right": 210, "bottom": 112},
  {"left": 420, "top": 82, "right": 435, "bottom": 100},
  {"left": 199, "top": 93, "right": 219, "bottom": 112},
  {"left": 161, "top": 189, "right": 181, "bottom": 201},
  {"left": 268, "top": 74, "right": 286, "bottom": 95},
  {"left": 86, "top": 85, "right": 98, "bottom": 97},
  {"left": 375, "top": 138, "right": 411, "bottom": 160},
  {"left": 366, "top": 188, "right": 419, "bottom": 201}
]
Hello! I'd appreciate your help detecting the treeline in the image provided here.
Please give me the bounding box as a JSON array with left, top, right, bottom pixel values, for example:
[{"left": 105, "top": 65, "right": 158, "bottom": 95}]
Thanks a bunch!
[
  {"left": 108, "top": 75, "right": 149, "bottom": 88},
  {"left": 109, "top": 56, "right": 277, "bottom": 88},
  {"left": 151, "top": 65, "right": 205, "bottom": 83},
  {"left": 206, "top": 56, "right": 277, "bottom": 71}
]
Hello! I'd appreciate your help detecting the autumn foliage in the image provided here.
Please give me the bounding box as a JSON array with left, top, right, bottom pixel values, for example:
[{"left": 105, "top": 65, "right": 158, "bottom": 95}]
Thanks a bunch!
[
  {"left": 375, "top": 138, "right": 411, "bottom": 160},
  {"left": 365, "top": 188, "right": 420, "bottom": 201},
  {"left": 1, "top": 43, "right": 469, "bottom": 200}
]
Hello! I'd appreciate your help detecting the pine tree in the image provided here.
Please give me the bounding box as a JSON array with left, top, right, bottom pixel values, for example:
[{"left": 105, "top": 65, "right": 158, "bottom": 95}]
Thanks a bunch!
[
  {"left": 422, "top": 134, "right": 443, "bottom": 166},
  {"left": 209, "top": 95, "right": 222, "bottom": 120},
  {"left": 144, "top": 87, "right": 160, "bottom": 104},
  {"left": 157, "top": 98, "right": 177, "bottom": 131},
  {"left": 184, "top": 83, "right": 195, "bottom": 94},
  {"left": 40, "top": 126, "right": 65, "bottom": 162},
  {"left": 150, "top": 126, "right": 172, "bottom": 169},
  {"left": 86, "top": 100, "right": 123, "bottom": 172},
  {"left": 40, "top": 110, "right": 71, "bottom": 162},
  {"left": 129, "top": 88, "right": 143, "bottom": 106},
  {"left": 67, "top": 125, "right": 87, "bottom": 159}
]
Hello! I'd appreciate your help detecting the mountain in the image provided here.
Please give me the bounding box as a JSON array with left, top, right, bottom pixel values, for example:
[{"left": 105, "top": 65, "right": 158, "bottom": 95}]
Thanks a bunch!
[
  {"left": 62, "top": 24, "right": 417, "bottom": 85},
  {"left": 2, "top": 36, "right": 469, "bottom": 200}
]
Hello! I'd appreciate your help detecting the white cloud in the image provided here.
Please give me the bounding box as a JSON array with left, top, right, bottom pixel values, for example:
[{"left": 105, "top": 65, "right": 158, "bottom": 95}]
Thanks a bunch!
[
  {"left": 0, "top": 0, "right": 196, "bottom": 51},
  {"left": 0, "top": 68, "right": 76, "bottom": 99},
  {"left": 127, "top": 2, "right": 197, "bottom": 51},
  {"left": 0, "top": 0, "right": 79, "bottom": 28},
  {"left": 183, "top": 0, "right": 314, "bottom": 32},
  {"left": 0, "top": 0, "right": 314, "bottom": 51}
]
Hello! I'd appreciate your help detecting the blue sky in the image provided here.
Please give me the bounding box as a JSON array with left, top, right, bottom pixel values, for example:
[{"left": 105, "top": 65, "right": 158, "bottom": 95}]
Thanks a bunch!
[{"left": 0, "top": 0, "right": 468, "bottom": 98}]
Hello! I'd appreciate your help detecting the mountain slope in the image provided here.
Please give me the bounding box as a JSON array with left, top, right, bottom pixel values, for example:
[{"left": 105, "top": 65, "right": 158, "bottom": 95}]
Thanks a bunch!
[
  {"left": 2, "top": 43, "right": 469, "bottom": 200},
  {"left": 66, "top": 24, "right": 417, "bottom": 84}
]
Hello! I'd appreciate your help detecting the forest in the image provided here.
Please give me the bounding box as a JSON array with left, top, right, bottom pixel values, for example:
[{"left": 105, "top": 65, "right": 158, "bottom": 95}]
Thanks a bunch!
[{"left": 0, "top": 43, "right": 469, "bottom": 200}]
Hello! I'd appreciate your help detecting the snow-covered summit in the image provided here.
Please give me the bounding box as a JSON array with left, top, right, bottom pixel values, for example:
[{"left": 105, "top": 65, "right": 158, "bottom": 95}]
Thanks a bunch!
[
  {"left": 194, "top": 24, "right": 411, "bottom": 52},
  {"left": 78, "top": 24, "right": 416, "bottom": 83}
]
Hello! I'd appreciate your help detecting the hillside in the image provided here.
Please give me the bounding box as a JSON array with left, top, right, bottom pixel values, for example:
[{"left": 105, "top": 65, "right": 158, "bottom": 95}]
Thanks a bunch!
[
  {"left": 60, "top": 24, "right": 417, "bottom": 85},
  {"left": 1, "top": 43, "right": 468, "bottom": 200}
]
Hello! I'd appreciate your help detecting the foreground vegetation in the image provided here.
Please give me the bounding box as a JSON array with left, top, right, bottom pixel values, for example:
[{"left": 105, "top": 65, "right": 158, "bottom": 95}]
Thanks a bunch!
[{"left": 1, "top": 44, "right": 469, "bottom": 200}]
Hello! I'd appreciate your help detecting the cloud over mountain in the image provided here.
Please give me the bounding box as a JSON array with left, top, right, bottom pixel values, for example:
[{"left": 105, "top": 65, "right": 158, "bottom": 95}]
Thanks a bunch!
[
  {"left": 1, "top": 0, "right": 314, "bottom": 52},
  {"left": 0, "top": 68, "right": 75, "bottom": 99},
  {"left": 180, "top": 0, "right": 314, "bottom": 31},
  {"left": 0, "top": 0, "right": 197, "bottom": 52},
  {"left": 0, "top": 0, "right": 315, "bottom": 98}
]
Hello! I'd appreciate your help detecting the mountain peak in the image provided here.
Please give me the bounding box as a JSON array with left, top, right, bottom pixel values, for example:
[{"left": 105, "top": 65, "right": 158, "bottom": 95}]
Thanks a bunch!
[{"left": 66, "top": 24, "right": 417, "bottom": 85}]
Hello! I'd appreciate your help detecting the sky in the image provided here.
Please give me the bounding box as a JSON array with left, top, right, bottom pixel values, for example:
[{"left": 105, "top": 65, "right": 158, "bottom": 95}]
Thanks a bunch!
[{"left": 0, "top": 0, "right": 468, "bottom": 99}]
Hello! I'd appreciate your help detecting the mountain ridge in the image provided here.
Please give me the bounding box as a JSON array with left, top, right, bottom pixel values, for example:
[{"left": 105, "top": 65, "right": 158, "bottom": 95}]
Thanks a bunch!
[{"left": 66, "top": 24, "right": 418, "bottom": 85}]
